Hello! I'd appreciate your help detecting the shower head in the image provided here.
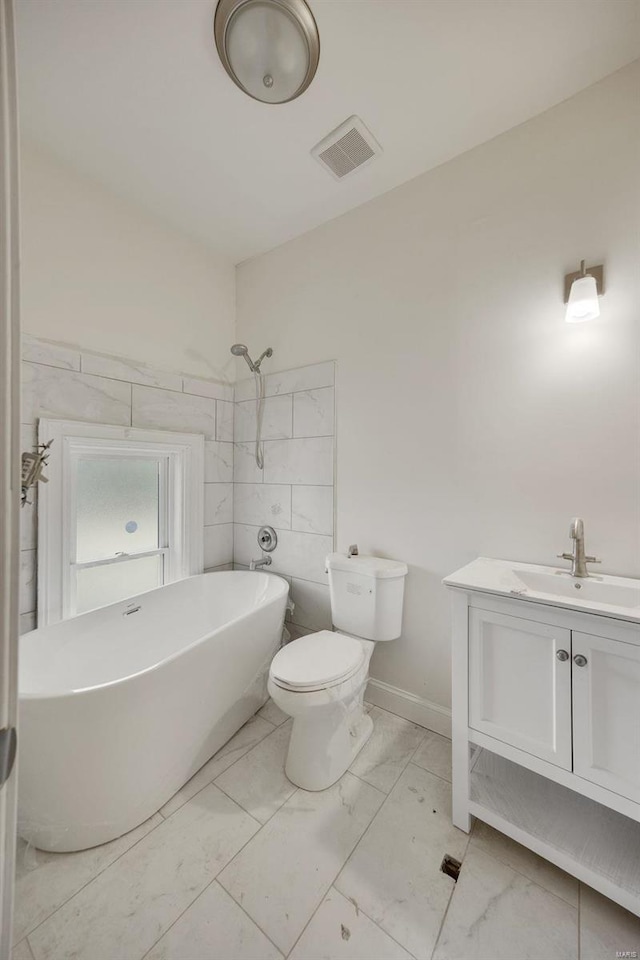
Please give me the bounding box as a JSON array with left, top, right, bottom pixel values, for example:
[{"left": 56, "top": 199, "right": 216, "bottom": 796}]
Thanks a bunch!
[
  {"left": 229, "top": 343, "right": 273, "bottom": 374},
  {"left": 230, "top": 343, "right": 256, "bottom": 372}
]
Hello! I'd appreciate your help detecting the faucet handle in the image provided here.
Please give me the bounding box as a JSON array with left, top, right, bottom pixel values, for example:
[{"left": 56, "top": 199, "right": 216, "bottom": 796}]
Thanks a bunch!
[
  {"left": 569, "top": 517, "right": 584, "bottom": 540},
  {"left": 585, "top": 556, "right": 602, "bottom": 564},
  {"left": 557, "top": 553, "right": 573, "bottom": 561}
]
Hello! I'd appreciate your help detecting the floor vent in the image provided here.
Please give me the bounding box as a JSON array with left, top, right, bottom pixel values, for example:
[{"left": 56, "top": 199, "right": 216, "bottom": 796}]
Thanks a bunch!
[
  {"left": 440, "top": 854, "right": 462, "bottom": 882},
  {"left": 311, "top": 116, "right": 382, "bottom": 180}
]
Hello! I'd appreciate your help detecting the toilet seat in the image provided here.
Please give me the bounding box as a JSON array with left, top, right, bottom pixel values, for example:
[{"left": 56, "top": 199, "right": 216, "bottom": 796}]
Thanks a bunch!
[{"left": 270, "top": 630, "right": 366, "bottom": 693}]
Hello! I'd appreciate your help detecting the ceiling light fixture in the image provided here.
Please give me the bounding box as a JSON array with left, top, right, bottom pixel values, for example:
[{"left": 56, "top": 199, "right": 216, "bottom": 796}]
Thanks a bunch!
[
  {"left": 214, "top": 0, "right": 320, "bottom": 104},
  {"left": 564, "top": 259, "right": 604, "bottom": 323}
]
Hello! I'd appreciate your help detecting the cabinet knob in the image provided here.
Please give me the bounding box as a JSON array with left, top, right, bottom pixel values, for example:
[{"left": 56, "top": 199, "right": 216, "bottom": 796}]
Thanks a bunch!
[
  {"left": 556, "top": 649, "right": 569, "bottom": 662},
  {"left": 573, "top": 654, "right": 588, "bottom": 667}
]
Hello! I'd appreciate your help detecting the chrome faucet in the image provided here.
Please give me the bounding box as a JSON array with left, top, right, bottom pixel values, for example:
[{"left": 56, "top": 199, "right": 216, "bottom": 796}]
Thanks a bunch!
[
  {"left": 558, "top": 517, "right": 601, "bottom": 578},
  {"left": 249, "top": 556, "right": 272, "bottom": 572}
]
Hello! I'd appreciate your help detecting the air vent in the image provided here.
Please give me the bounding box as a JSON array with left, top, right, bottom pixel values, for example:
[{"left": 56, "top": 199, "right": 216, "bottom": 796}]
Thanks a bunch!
[{"left": 311, "top": 116, "right": 382, "bottom": 180}]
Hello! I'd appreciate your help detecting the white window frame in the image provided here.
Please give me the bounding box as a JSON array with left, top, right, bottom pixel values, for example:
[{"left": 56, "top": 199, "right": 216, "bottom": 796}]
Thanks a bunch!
[{"left": 37, "top": 419, "right": 204, "bottom": 626}]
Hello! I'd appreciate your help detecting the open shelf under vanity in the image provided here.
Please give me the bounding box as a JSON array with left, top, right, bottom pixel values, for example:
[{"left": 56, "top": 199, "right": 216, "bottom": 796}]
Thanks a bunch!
[{"left": 468, "top": 747, "right": 640, "bottom": 914}]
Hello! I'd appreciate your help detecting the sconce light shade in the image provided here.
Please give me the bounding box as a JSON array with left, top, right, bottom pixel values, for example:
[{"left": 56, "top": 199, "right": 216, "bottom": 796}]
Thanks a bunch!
[
  {"left": 565, "top": 274, "right": 600, "bottom": 323},
  {"left": 564, "top": 260, "right": 604, "bottom": 323}
]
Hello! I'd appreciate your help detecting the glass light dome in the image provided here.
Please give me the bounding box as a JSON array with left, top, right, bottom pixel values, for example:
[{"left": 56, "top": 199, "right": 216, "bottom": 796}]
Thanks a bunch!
[{"left": 214, "top": 0, "right": 320, "bottom": 104}]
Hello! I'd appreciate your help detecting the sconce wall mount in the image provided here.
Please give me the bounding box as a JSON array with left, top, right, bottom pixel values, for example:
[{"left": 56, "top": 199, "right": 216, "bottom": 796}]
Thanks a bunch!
[{"left": 563, "top": 261, "right": 604, "bottom": 303}]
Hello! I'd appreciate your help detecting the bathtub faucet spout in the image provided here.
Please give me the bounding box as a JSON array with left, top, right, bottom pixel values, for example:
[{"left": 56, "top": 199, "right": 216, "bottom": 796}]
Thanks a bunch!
[{"left": 249, "top": 556, "right": 272, "bottom": 572}]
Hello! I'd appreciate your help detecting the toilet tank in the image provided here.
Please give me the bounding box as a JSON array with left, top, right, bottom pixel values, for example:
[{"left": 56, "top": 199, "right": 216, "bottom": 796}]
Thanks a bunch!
[{"left": 326, "top": 553, "right": 408, "bottom": 641}]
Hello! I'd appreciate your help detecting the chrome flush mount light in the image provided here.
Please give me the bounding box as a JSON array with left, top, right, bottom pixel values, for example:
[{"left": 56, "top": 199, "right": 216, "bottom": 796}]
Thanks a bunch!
[
  {"left": 564, "top": 259, "right": 604, "bottom": 322},
  {"left": 214, "top": 0, "right": 320, "bottom": 104}
]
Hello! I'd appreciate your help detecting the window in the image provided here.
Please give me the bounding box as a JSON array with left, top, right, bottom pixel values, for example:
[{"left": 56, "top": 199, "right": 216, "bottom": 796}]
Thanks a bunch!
[{"left": 37, "top": 420, "right": 204, "bottom": 625}]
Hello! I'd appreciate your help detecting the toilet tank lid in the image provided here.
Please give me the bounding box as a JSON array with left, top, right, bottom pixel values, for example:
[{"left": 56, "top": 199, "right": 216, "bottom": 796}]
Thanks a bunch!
[{"left": 326, "top": 553, "right": 408, "bottom": 579}]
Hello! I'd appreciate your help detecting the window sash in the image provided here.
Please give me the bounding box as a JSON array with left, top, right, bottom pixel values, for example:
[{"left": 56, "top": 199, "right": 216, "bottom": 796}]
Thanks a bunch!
[{"left": 37, "top": 420, "right": 204, "bottom": 627}]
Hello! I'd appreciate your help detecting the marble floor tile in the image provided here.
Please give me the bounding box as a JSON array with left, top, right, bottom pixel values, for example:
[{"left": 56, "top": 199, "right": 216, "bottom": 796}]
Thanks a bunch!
[
  {"left": 470, "top": 820, "right": 578, "bottom": 907},
  {"left": 432, "top": 845, "right": 578, "bottom": 960},
  {"left": 28, "top": 784, "right": 259, "bottom": 960},
  {"left": 350, "top": 707, "right": 425, "bottom": 794},
  {"left": 160, "top": 715, "right": 275, "bottom": 818},
  {"left": 145, "top": 881, "right": 283, "bottom": 960},
  {"left": 218, "top": 772, "right": 385, "bottom": 955},
  {"left": 13, "top": 813, "right": 163, "bottom": 944},
  {"left": 579, "top": 883, "right": 640, "bottom": 960},
  {"left": 335, "top": 763, "right": 469, "bottom": 960},
  {"left": 214, "top": 722, "right": 296, "bottom": 823},
  {"left": 411, "top": 730, "right": 452, "bottom": 782},
  {"left": 289, "top": 887, "right": 413, "bottom": 960},
  {"left": 11, "top": 940, "right": 34, "bottom": 960},
  {"left": 257, "top": 697, "right": 289, "bottom": 726}
]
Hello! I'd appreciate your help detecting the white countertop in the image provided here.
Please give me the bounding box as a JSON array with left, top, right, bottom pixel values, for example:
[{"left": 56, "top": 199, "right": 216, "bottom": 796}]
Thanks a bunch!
[{"left": 443, "top": 557, "right": 640, "bottom": 624}]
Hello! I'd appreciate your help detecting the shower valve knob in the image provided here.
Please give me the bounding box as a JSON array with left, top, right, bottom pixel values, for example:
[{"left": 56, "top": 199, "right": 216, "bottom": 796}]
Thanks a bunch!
[{"left": 258, "top": 526, "right": 277, "bottom": 552}]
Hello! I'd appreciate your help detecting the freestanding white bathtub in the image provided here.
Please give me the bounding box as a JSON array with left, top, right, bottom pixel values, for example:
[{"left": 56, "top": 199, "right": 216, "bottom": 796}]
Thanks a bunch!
[{"left": 18, "top": 571, "right": 288, "bottom": 852}]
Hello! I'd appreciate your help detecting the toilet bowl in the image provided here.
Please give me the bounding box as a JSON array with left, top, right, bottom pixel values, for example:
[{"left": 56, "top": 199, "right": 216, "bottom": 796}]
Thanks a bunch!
[
  {"left": 268, "top": 552, "right": 408, "bottom": 791},
  {"left": 268, "top": 631, "right": 374, "bottom": 791}
]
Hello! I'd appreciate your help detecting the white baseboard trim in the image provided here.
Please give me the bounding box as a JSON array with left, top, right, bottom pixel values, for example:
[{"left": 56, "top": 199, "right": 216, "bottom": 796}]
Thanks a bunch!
[{"left": 365, "top": 678, "right": 451, "bottom": 739}]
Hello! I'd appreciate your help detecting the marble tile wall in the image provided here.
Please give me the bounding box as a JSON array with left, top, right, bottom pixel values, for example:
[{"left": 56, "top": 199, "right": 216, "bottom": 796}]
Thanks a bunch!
[
  {"left": 19, "top": 336, "right": 234, "bottom": 631},
  {"left": 233, "top": 361, "right": 336, "bottom": 638}
]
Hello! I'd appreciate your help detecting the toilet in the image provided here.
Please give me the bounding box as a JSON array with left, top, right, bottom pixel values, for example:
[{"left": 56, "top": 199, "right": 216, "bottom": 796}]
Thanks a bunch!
[{"left": 268, "top": 552, "right": 408, "bottom": 791}]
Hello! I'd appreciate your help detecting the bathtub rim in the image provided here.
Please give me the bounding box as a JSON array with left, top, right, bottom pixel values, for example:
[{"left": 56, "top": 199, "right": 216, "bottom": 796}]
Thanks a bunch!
[{"left": 19, "top": 570, "right": 290, "bottom": 701}]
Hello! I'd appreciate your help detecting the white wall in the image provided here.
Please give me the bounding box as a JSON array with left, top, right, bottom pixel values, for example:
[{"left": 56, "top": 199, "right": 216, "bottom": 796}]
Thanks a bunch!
[
  {"left": 236, "top": 62, "right": 640, "bottom": 715},
  {"left": 20, "top": 141, "right": 236, "bottom": 381}
]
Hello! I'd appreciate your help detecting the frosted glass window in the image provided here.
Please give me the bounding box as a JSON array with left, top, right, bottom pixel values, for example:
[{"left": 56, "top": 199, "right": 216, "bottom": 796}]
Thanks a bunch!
[
  {"left": 76, "top": 554, "right": 163, "bottom": 615},
  {"left": 76, "top": 458, "right": 161, "bottom": 562}
]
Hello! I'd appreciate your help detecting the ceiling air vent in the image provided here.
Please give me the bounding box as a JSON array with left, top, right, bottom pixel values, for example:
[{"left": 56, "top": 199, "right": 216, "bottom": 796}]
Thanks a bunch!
[{"left": 311, "top": 116, "right": 382, "bottom": 180}]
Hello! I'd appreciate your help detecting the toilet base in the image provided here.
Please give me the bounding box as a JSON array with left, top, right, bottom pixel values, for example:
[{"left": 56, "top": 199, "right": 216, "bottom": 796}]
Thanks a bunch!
[{"left": 284, "top": 702, "right": 374, "bottom": 792}]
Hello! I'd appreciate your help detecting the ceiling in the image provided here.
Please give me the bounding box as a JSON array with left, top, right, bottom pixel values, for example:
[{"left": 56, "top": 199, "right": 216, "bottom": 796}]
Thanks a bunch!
[{"left": 16, "top": 0, "right": 640, "bottom": 263}]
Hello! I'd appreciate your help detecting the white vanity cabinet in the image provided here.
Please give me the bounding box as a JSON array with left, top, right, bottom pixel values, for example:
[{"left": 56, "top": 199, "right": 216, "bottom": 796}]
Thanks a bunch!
[
  {"left": 445, "top": 557, "right": 640, "bottom": 917},
  {"left": 572, "top": 630, "right": 640, "bottom": 804},
  {"left": 468, "top": 607, "right": 572, "bottom": 769}
]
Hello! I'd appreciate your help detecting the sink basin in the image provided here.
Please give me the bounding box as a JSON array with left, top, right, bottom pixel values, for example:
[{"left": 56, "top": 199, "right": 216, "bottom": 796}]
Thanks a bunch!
[
  {"left": 515, "top": 570, "right": 640, "bottom": 610},
  {"left": 444, "top": 557, "right": 640, "bottom": 622}
]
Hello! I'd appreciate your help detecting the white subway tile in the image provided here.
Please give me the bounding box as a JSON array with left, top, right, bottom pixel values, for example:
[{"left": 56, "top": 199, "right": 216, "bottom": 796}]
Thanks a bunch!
[
  {"left": 293, "top": 387, "right": 334, "bottom": 438},
  {"left": 182, "top": 377, "right": 234, "bottom": 402},
  {"left": 204, "top": 523, "right": 234, "bottom": 568},
  {"left": 216, "top": 400, "right": 234, "bottom": 442},
  {"left": 205, "top": 483, "right": 233, "bottom": 525},
  {"left": 22, "top": 363, "right": 131, "bottom": 426},
  {"left": 263, "top": 437, "right": 334, "bottom": 486},
  {"left": 204, "top": 442, "right": 233, "bottom": 483},
  {"left": 267, "top": 530, "right": 332, "bottom": 584},
  {"left": 234, "top": 484, "right": 291, "bottom": 529},
  {"left": 234, "top": 395, "right": 292, "bottom": 443},
  {"left": 22, "top": 336, "right": 81, "bottom": 371},
  {"left": 132, "top": 385, "right": 216, "bottom": 438},
  {"left": 20, "top": 494, "right": 37, "bottom": 550},
  {"left": 234, "top": 361, "right": 335, "bottom": 402},
  {"left": 19, "top": 612, "right": 36, "bottom": 635},
  {"left": 81, "top": 353, "right": 183, "bottom": 391},
  {"left": 234, "top": 443, "right": 264, "bottom": 483},
  {"left": 291, "top": 485, "right": 333, "bottom": 536},
  {"left": 20, "top": 549, "right": 36, "bottom": 614},
  {"left": 233, "top": 523, "right": 262, "bottom": 567},
  {"left": 289, "top": 578, "right": 332, "bottom": 631}
]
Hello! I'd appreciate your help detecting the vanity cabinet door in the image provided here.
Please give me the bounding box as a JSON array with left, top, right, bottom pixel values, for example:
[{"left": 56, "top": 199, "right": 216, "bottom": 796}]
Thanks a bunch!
[
  {"left": 572, "top": 631, "right": 640, "bottom": 804},
  {"left": 469, "top": 608, "right": 572, "bottom": 769}
]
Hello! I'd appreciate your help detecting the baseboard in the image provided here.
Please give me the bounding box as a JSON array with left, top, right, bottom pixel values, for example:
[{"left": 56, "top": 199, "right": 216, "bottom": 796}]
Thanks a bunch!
[{"left": 365, "top": 678, "right": 451, "bottom": 739}]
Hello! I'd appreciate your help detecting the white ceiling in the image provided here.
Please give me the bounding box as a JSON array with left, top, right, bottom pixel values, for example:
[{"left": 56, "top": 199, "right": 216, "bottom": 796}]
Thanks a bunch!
[{"left": 16, "top": 0, "right": 640, "bottom": 263}]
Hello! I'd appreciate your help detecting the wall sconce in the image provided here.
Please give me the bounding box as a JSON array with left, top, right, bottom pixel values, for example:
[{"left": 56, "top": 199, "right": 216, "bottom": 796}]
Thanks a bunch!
[{"left": 564, "top": 260, "right": 604, "bottom": 323}]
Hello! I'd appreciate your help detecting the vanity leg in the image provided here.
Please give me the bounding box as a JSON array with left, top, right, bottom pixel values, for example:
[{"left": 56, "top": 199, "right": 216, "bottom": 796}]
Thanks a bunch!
[{"left": 451, "top": 590, "right": 472, "bottom": 833}]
